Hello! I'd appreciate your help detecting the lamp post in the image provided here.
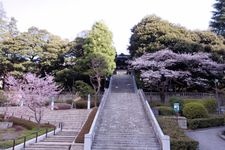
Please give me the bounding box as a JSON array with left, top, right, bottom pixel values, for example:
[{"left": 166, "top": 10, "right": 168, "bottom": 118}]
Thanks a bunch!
[
  {"left": 0, "top": 76, "right": 3, "bottom": 89},
  {"left": 214, "top": 79, "right": 220, "bottom": 114}
]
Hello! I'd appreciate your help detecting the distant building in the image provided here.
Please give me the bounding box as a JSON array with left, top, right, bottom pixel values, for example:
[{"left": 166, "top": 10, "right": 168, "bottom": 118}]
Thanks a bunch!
[{"left": 116, "top": 53, "right": 130, "bottom": 70}]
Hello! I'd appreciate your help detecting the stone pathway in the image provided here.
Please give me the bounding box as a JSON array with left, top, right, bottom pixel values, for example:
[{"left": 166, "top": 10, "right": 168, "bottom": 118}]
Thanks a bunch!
[
  {"left": 92, "top": 75, "right": 160, "bottom": 150},
  {"left": 186, "top": 126, "right": 225, "bottom": 150}
]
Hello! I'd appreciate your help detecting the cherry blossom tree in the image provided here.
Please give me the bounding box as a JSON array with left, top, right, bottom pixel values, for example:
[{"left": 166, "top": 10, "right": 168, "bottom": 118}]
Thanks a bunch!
[
  {"left": 5, "top": 73, "right": 62, "bottom": 124},
  {"left": 130, "top": 49, "right": 225, "bottom": 102}
]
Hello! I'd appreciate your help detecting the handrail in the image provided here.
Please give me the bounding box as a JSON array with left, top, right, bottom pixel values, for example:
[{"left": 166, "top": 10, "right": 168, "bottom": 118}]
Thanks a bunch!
[
  {"left": 3, "top": 122, "right": 62, "bottom": 150},
  {"left": 139, "top": 89, "right": 170, "bottom": 150},
  {"left": 84, "top": 76, "right": 112, "bottom": 150}
]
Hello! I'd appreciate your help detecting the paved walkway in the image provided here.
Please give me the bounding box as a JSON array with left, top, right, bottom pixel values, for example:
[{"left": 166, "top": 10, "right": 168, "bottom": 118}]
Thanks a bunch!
[{"left": 186, "top": 126, "right": 225, "bottom": 150}]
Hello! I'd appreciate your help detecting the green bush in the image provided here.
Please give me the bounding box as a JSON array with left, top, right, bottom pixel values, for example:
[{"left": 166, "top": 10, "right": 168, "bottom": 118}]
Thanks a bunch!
[
  {"left": 169, "top": 97, "right": 184, "bottom": 113},
  {"left": 158, "top": 117, "right": 198, "bottom": 150},
  {"left": 74, "top": 100, "right": 99, "bottom": 109},
  {"left": 188, "top": 116, "right": 224, "bottom": 129},
  {"left": 183, "top": 102, "right": 208, "bottom": 119},
  {"left": 183, "top": 99, "right": 202, "bottom": 105},
  {"left": 183, "top": 99, "right": 217, "bottom": 114},
  {"left": 156, "top": 106, "right": 175, "bottom": 116},
  {"left": 74, "top": 81, "right": 94, "bottom": 99},
  {"left": 202, "top": 99, "right": 217, "bottom": 113},
  {"left": 149, "top": 101, "right": 166, "bottom": 107}
]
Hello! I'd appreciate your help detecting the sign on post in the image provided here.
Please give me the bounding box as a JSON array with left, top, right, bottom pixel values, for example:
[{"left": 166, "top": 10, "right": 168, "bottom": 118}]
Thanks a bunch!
[{"left": 173, "top": 103, "right": 180, "bottom": 113}]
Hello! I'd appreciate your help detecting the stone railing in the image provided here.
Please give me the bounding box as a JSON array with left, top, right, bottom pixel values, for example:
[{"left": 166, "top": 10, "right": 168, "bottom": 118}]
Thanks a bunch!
[
  {"left": 139, "top": 90, "right": 170, "bottom": 150},
  {"left": 84, "top": 77, "right": 112, "bottom": 150}
]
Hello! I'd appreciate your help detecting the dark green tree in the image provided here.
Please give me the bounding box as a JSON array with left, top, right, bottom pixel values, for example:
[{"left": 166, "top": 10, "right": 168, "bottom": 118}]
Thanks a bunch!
[
  {"left": 210, "top": 0, "right": 225, "bottom": 37},
  {"left": 129, "top": 15, "right": 225, "bottom": 60}
]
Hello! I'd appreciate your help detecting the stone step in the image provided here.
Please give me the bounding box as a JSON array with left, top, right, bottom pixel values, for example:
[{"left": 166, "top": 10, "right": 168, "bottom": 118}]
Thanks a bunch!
[
  {"left": 28, "top": 144, "right": 69, "bottom": 148},
  {"left": 92, "top": 145, "right": 160, "bottom": 150},
  {"left": 94, "top": 136, "right": 158, "bottom": 142},
  {"left": 23, "top": 148, "right": 68, "bottom": 150},
  {"left": 95, "top": 133, "right": 156, "bottom": 137},
  {"left": 43, "top": 138, "right": 74, "bottom": 142},
  {"left": 93, "top": 140, "right": 159, "bottom": 146}
]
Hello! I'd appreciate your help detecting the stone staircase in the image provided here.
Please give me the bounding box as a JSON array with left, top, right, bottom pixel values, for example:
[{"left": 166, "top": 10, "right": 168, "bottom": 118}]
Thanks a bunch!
[
  {"left": 91, "top": 74, "right": 160, "bottom": 150},
  {"left": 0, "top": 107, "right": 90, "bottom": 150}
]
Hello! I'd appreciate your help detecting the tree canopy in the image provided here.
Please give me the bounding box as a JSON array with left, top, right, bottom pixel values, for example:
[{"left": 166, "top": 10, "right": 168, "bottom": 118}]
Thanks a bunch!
[
  {"left": 129, "top": 15, "right": 225, "bottom": 61},
  {"left": 130, "top": 49, "right": 225, "bottom": 92},
  {"left": 210, "top": 0, "right": 225, "bottom": 37}
]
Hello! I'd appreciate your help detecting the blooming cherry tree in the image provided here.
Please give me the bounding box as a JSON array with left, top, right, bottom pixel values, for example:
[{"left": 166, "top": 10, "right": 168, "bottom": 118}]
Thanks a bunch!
[
  {"left": 130, "top": 49, "right": 225, "bottom": 102},
  {"left": 5, "top": 73, "right": 62, "bottom": 123}
]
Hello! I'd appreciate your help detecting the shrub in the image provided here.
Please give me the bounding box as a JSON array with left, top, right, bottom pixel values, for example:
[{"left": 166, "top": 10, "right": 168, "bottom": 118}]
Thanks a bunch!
[
  {"left": 169, "top": 97, "right": 184, "bottom": 113},
  {"left": 156, "top": 106, "right": 175, "bottom": 116},
  {"left": 54, "top": 103, "right": 72, "bottom": 110},
  {"left": 65, "top": 99, "right": 74, "bottom": 105},
  {"left": 183, "top": 102, "right": 208, "bottom": 119},
  {"left": 188, "top": 116, "right": 224, "bottom": 129},
  {"left": 74, "top": 100, "right": 95, "bottom": 109},
  {"left": 183, "top": 99, "right": 217, "bottom": 114},
  {"left": 202, "top": 99, "right": 217, "bottom": 113},
  {"left": 158, "top": 117, "right": 198, "bottom": 150},
  {"left": 183, "top": 99, "right": 202, "bottom": 105},
  {"left": 74, "top": 81, "right": 94, "bottom": 99},
  {"left": 149, "top": 101, "right": 166, "bottom": 107}
]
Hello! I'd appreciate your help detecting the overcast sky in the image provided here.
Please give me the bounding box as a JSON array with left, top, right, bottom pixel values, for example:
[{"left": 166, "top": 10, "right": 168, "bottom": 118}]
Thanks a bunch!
[{"left": 2, "top": 0, "right": 215, "bottom": 54}]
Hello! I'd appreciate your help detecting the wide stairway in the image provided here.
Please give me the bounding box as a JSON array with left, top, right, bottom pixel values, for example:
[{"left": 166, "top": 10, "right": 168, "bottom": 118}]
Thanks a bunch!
[
  {"left": 92, "top": 74, "right": 160, "bottom": 150},
  {"left": 22, "top": 109, "right": 90, "bottom": 150},
  {"left": 0, "top": 107, "right": 90, "bottom": 150}
]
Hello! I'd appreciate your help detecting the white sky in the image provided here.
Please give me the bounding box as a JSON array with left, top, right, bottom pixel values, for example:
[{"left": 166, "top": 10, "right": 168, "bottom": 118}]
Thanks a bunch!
[{"left": 2, "top": 0, "right": 215, "bottom": 54}]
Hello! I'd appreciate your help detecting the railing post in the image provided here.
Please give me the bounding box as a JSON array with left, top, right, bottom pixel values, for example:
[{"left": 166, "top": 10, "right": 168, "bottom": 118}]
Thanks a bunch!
[
  {"left": 12, "top": 139, "right": 15, "bottom": 150},
  {"left": 61, "top": 123, "right": 63, "bottom": 131},
  {"left": 23, "top": 136, "right": 26, "bottom": 148},
  {"left": 45, "top": 128, "right": 48, "bottom": 138},
  {"left": 54, "top": 127, "right": 56, "bottom": 135},
  {"left": 35, "top": 132, "right": 38, "bottom": 143}
]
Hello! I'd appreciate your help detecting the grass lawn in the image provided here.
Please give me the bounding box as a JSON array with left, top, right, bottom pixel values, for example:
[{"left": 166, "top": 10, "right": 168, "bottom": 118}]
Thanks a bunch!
[{"left": 0, "top": 116, "right": 55, "bottom": 149}]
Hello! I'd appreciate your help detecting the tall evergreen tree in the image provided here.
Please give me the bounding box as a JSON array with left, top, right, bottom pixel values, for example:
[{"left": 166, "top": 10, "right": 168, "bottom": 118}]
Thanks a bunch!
[{"left": 210, "top": 0, "right": 225, "bottom": 37}]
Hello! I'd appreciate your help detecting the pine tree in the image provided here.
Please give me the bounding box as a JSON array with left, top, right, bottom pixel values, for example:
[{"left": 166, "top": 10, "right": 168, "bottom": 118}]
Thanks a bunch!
[{"left": 210, "top": 0, "right": 225, "bottom": 37}]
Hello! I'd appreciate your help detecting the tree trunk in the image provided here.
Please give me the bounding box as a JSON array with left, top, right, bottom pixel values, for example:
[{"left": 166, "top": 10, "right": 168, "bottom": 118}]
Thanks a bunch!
[{"left": 90, "top": 76, "right": 102, "bottom": 107}]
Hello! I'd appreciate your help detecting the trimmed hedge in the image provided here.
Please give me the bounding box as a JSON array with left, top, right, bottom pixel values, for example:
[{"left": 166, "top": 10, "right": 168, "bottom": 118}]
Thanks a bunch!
[
  {"left": 156, "top": 106, "right": 175, "bottom": 116},
  {"left": 75, "top": 100, "right": 100, "bottom": 109},
  {"left": 183, "top": 102, "right": 208, "bottom": 119},
  {"left": 75, "top": 107, "right": 98, "bottom": 143},
  {"left": 149, "top": 101, "right": 166, "bottom": 107},
  {"left": 158, "top": 117, "right": 198, "bottom": 150},
  {"left": 8, "top": 117, "right": 38, "bottom": 130},
  {"left": 188, "top": 116, "right": 224, "bottom": 129},
  {"left": 6, "top": 116, "right": 55, "bottom": 130},
  {"left": 54, "top": 103, "right": 72, "bottom": 110}
]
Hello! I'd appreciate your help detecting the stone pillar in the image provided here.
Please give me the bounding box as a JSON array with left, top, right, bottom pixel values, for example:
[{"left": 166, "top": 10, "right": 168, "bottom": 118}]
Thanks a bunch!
[
  {"left": 87, "top": 94, "right": 91, "bottom": 109},
  {"left": 51, "top": 98, "right": 54, "bottom": 110},
  {"left": 20, "top": 100, "right": 24, "bottom": 107}
]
